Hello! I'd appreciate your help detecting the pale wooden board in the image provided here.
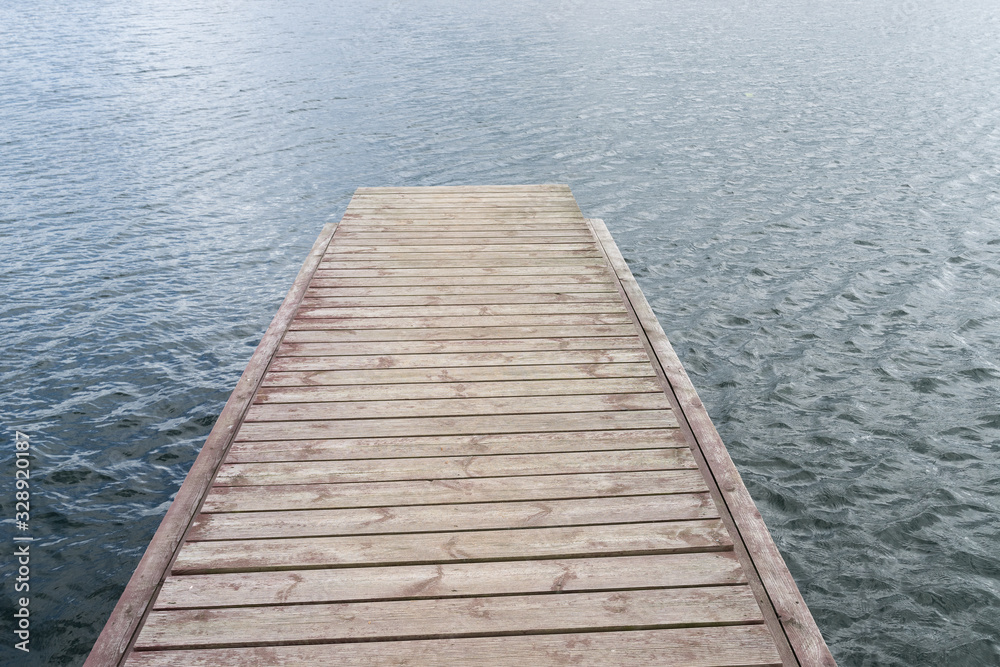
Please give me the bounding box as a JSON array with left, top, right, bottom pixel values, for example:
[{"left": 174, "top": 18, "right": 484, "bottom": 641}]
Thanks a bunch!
[
  {"left": 136, "top": 587, "right": 760, "bottom": 650},
  {"left": 155, "top": 552, "right": 745, "bottom": 609},
  {"left": 233, "top": 409, "right": 678, "bottom": 441},
  {"left": 330, "top": 243, "right": 598, "bottom": 254},
  {"left": 224, "top": 428, "right": 687, "bottom": 463},
  {"left": 340, "top": 213, "right": 585, "bottom": 220},
  {"left": 188, "top": 493, "right": 718, "bottom": 541},
  {"left": 254, "top": 377, "right": 662, "bottom": 404},
  {"left": 313, "top": 265, "right": 609, "bottom": 276},
  {"left": 295, "top": 304, "right": 628, "bottom": 319},
  {"left": 310, "top": 274, "right": 615, "bottom": 286},
  {"left": 318, "top": 258, "right": 605, "bottom": 268},
  {"left": 334, "top": 234, "right": 596, "bottom": 243},
  {"left": 355, "top": 185, "right": 571, "bottom": 193},
  {"left": 336, "top": 223, "right": 592, "bottom": 232},
  {"left": 288, "top": 314, "right": 635, "bottom": 330},
  {"left": 275, "top": 337, "right": 644, "bottom": 357},
  {"left": 261, "top": 364, "right": 657, "bottom": 387},
  {"left": 125, "top": 625, "right": 782, "bottom": 667},
  {"left": 304, "top": 284, "right": 618, "bottom": 296},
  {"left": 171, "top": 520, "right": 733, "bottom": 574},
  {"left": 267, "top": 349, "right": 649, "bottom": 371},
  {"left": 214, "top": 449, "right": 695, "bottom": 486},
  {"left": 243, "top": 393, "right": 670, "bottom": 422},
  {"left": 298, "top": 293, "right": 621, "bottom": 307},
  {"left": 201, "top": 470, "right": 711, "bottom": 513},
  {"left": 281, "top": 325, "right": 636, "bottom": 343}
]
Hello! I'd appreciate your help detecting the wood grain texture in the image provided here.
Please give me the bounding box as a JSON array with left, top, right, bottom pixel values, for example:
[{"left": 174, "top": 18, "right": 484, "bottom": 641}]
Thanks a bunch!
[
  {"left": 187, "top": 493, "right": 718, "bottom": 540},
  {"left": 213, "top": 448, "right": 696, "bottom": 486},
  {"left": 125, "top": 626, "right": 782, "bottom": 667},
  {"left": 234, "top": 409, "right": 678, "bottom": 441},
  {"left": 171, "top": 519, "right": 733, "bottom": 574},
  {"left": 261, "top": 363, "right": 657, "bottom": 388},
  {"left": 266, "top": 349, "right": 650, "bottom": 371},
  {"left": 201, "top": 470, "right": 712, "bottom": 513},
  {"left": 255, "top": 377, "right": 661, "bottom": 403},
  {"left": 224, "top": 428, "right": 687, "bottom": 463},
  {"left": 136, "top": 587, "right": 761, "bottom": 650},
  {"left": 243, "top": 392, "right": 669, "bottom": 422},
  {"left": 155, "top": 552, "right": 745, "bottom": 609}
]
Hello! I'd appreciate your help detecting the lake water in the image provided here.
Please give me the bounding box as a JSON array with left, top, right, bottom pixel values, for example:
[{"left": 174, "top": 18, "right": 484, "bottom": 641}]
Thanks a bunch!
[{"left": 2, "top": 0, "right": 999, "bottom": 664}]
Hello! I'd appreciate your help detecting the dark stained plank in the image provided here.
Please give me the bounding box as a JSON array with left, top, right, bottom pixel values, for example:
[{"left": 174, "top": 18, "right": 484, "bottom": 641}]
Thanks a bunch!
[
  {"left": 171, "top": 520, "right": 733, "bottom": 574},
  {"left": 201, "top": 470, "right": 711, "bottom": 513},
  {"left": 154, "top": 552, "right": 745, "bottom": 609},
  {"left": 214, "top": 449, "right": 695, "bottom": 486},
  {"left": 125, "top": 625, "right": 782, "bottom": 667}
]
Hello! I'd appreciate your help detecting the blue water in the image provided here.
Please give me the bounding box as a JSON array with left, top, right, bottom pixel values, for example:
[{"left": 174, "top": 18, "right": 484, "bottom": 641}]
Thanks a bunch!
[{"left": 2, "top": 0, "right": 999, "bottom": 664}]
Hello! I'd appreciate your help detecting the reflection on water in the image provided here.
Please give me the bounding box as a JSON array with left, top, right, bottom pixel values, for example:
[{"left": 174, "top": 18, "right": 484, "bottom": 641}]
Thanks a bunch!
[{"left": 2, "top": 0, "right": 999, "bottom": 664}]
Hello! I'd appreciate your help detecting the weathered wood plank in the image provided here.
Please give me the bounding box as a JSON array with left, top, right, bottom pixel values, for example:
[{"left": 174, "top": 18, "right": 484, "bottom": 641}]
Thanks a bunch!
[
  {"left": 136, "top": 587, "right": 760, "bottom": 650},
  {"left": 214, "top": 449, "right": 695, "bottom": 487},
  {"left": 171, "top": 520, "right": 733, "bottom": 574},
  {"left": 276, "top": 337, "right": 644, "bottom": 357},
  {"left": 234, "top": 409, "right": 678, "bottom": 441},
  {"left": 299, "top": 293, "right": 621, "bottom": 307},
  {"left": 255, "top": 377, "right": 662, "bottom": 404},
  {"left": 311, "top": 276, "right": 614, "bottom": 287},
  {"left": 288, "top": 314, "right": 634, "bottom": 330},
  {"left": 155, "top": 552, "right": 745, "bottom": 609},
  {"left": 261, "top": 364, "right": 657, "bottom": 387},
  {"left": 336, "top": 223, "right": 591, "bottom": 231},
  {"left": 268, "top": 349, "right": 649, "bottom": 371},
  {"left": 281, "top": 325, "right": 635, "bottom": 343},
  {"left": 330, "top": 243, "right": 598, "bottom": 254},
  {"left": 244, "top": 393, "right": 669, "bottom": 422},
  {"left": 334, "top": 233, "right": 595, "bottom": 243},
  {"left": 224, "top": 428, "right": 687, "bottom": 463},
  {"left": 188, "top": 493, "right": 718, "bottom": 541},
  {"left": 319, "top": 258, "right": 605, "bottom": 268},
  {"left": 202, "top": 470, "right": 710, "bottom": 513},
  {"left": 305, "top": 284, "right": 618, "bottom": 297},
  {"left": 125, "top": 625, "right": 782, "bottom": 667}
]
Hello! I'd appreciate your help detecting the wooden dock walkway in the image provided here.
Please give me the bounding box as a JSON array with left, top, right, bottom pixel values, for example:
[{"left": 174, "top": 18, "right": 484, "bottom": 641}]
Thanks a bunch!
[{"left": 88, "top": 185, "right": 834, "bottom": 666}]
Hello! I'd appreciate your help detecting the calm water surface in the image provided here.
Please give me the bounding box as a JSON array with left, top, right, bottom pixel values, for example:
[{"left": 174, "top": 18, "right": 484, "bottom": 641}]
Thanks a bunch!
[{"left": 2, "top": 0, "right": 1000, "bottom": 664}]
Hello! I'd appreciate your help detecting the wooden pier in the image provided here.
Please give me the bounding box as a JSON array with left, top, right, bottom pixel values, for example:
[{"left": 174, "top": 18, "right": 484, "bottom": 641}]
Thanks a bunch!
[{"left": 88, "top": 185, "right": 834, "bottom": 666}]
